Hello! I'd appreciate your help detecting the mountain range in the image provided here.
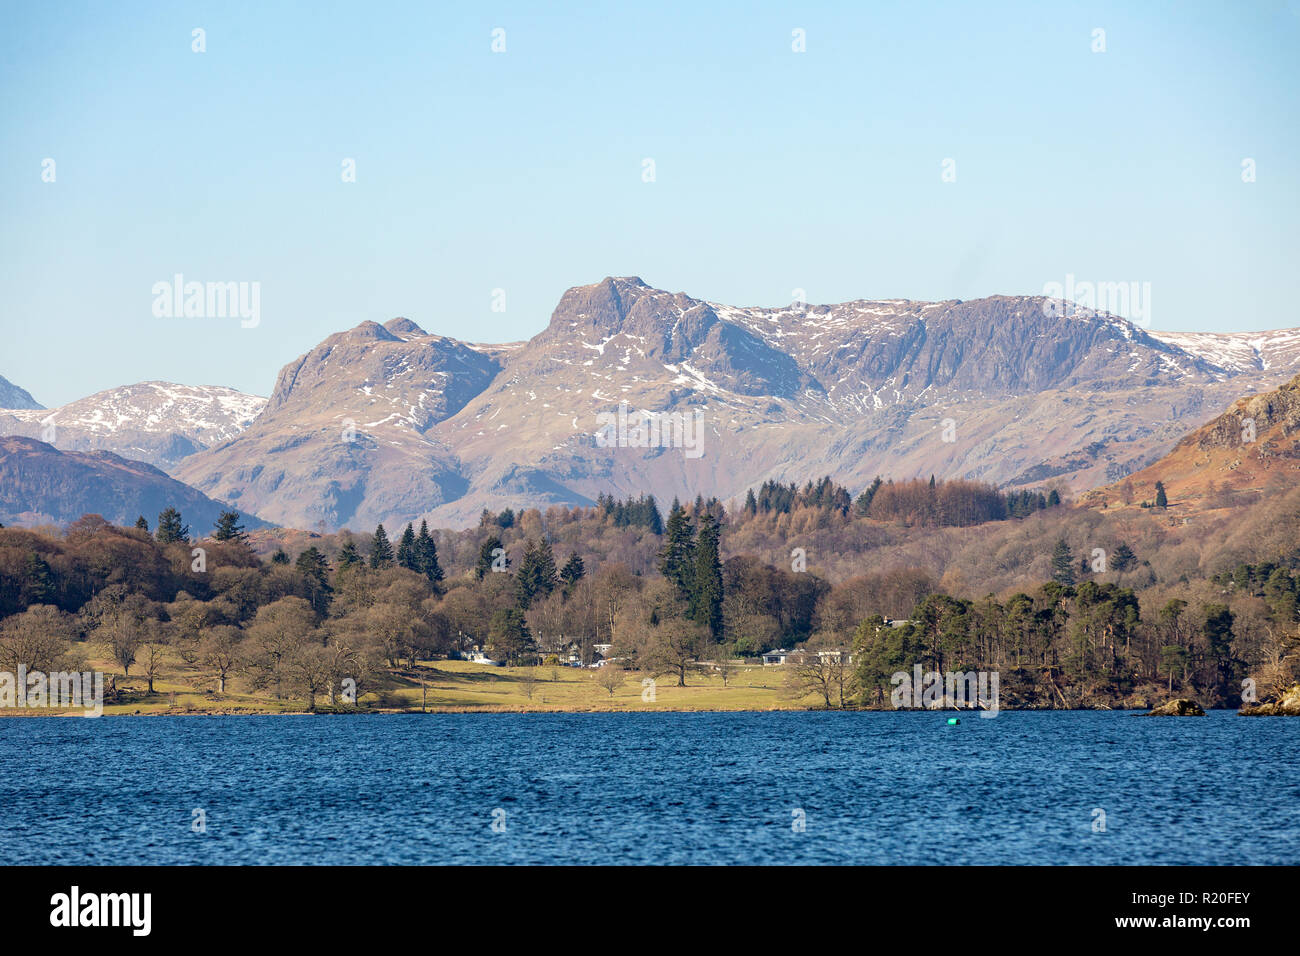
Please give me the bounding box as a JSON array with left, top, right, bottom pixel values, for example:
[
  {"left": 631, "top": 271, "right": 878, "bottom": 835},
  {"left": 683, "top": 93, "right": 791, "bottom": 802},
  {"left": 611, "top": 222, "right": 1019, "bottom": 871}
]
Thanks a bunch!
[
  {"left": 4, "top": 276, "right": 1300, "bottom": 532},
  {"left": 0, "top": 381, "right": 266, "bottom": 470}
]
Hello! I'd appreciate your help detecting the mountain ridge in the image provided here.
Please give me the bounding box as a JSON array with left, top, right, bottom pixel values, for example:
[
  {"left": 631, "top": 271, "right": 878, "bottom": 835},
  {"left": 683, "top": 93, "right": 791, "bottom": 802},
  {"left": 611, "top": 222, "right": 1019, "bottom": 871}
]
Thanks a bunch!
[{"left": 171, "top": 277, "right": 1300, "bottom": 531}]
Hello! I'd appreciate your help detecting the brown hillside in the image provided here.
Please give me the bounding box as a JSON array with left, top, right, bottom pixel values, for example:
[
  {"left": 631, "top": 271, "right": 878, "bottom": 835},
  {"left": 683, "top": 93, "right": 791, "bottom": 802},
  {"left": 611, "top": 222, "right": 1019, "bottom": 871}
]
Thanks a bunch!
[{"left": 1084, "top": 371, "right": 1300, "bottom": 516}]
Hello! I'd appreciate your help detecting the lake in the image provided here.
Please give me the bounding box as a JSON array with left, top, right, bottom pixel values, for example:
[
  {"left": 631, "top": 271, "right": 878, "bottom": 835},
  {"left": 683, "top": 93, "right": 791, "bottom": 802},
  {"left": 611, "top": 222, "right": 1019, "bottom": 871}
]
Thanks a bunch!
[{"left": 3, "top": 711, "right": 1295, "bottom": 864}]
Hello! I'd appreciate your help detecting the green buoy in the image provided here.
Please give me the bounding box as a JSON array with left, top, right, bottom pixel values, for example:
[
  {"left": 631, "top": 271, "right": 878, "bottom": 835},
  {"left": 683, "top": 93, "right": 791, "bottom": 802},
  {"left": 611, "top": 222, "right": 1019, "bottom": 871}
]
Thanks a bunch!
[{"left": 947, "top": 717, "right": 960, "bottom": 725}]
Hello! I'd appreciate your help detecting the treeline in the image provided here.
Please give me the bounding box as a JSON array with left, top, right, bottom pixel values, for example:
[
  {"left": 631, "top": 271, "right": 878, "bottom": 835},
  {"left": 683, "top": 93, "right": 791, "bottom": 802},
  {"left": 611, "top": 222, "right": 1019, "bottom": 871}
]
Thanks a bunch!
[
  {"left": 851, "top": 580, "right": 1269, "bottom": 710},
  {"left": 856, "top": 477, "right": 1060, "bottom": 528},
  {"left": 735, "top": 475, "right": 1060, "bottom": 529},
  {"left": 595, "top": 493, "right": 664, "bottom": 533},
  {"left": 0, "top": 484, "right": 1294, "bottom": 710},
  {"left": 743, "top": 477, "right": 853, "bottom": 516}
]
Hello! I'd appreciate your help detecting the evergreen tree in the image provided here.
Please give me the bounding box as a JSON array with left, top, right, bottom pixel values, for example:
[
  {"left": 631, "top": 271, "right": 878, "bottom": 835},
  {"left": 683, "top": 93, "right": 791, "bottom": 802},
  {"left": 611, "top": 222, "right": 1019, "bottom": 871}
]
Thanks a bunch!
[
  {"left": 487, "top": 607, "right": 534, "bottom": 664},
  {"left": 134, "top": 516, "right": 149, "bottom": 532},
  {"left": 688, "top": 512, "right": 724, "bottom": 639},
  {"left": 1154, "top": 481, "right": 1168, "bottom": 509},
  {"left": 336, "top": 540, "right": 362, "bottom": 571},
  {"left": 560, "top": 551, "right": 585, "bottom": 596},
  {"left": 1111, "top": 542, "right": 1137, "bottom": 573},
  {"left": 475, "top": 536, "right": 506, "bottom": 580},
  {"left": 1050, "top": 538, "right": 1076, "bottom": 586},
  {"left": 369, "top": 524, "right": 395, "bottom": 569},
  {"left": 414, "top": 520, "right": 443, "bottom": 589},
  {"left": 743, "top": 489, "right": 758, "bottom": 516},
  {"left": 396, "top": 523, "right": 418, "bottom": 571},
  {"left": 1047, "top": 488, "right": 1061, "bottom": 507},
  {"left": 23, "top": 551, "right": 56, "bottom": 605},
  {"left": 156, "top": 507, "right": 189, "bottom": 544},
  {"left": 658, "top": 499, "right": 696, "bottom": 600},
  {"left": 295, "top": 546, "right": 333, "bottom": 615},
  {"left": 212, "top": 509, "right": 247, "bottom": 543},
  {"left": 1201, "top": 603, "right": 1236, "bottom": 698},
  {"left": 516, "top": 538, "right": 558, "bottom": 609},
  {"left": 855, "top": 477, "right": 883, "bottom": 516},
  {"left": 271, "top": 548, "right": 290, "bottom": 564}
]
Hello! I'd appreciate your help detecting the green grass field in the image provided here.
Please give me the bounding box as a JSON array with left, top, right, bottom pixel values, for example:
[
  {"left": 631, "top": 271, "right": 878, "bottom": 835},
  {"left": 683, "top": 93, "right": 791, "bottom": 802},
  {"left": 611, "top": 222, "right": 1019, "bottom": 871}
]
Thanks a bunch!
[{"left": 4, "top": 644, "right": 825, "bottom": 716}]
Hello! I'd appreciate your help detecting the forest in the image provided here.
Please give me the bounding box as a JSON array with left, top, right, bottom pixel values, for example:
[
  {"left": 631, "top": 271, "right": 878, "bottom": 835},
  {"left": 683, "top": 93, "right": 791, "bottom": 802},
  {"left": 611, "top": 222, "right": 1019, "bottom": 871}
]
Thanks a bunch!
[{"left": 1, "top": 471, "right": 1297, "bottom": 711}]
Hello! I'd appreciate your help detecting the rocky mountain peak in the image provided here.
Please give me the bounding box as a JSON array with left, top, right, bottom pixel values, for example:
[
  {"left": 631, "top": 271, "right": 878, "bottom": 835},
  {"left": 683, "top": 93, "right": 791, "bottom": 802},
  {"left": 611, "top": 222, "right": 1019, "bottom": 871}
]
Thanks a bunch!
[
  {"left": 384, "top": 317, "right": 427, "bottom": 337},
  {"left": 0, "top": 374, "right": 43, "bottom": 410}
]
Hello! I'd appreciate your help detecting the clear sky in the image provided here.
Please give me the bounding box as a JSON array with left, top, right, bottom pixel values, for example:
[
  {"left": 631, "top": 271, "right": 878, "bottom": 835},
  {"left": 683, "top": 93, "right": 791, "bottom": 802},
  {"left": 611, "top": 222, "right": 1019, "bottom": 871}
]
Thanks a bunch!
[{"left": 2, "top": 0, "right": 1298, "bottom": 406}]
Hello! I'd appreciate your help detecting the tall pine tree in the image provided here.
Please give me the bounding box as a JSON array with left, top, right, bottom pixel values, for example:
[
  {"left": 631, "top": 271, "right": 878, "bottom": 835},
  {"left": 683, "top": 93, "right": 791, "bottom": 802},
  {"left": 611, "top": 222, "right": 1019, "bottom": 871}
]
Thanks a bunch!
[
  {"left": 560, "top": 551, "right": 585, "bottom": 597},
  {"left": 688, "top": 512, "right": 724, "bottom": 639},
  {"left": 1051, "top": 539, "right": 1076, "bottom": 586},
  {"left": 396, "top": 523, "right": 418, "bottom": 570},
  {"left": 156, "top": 507, "right": 189, "bottom": 544},
  {"left": 658, "top": 499, "right": 696, "bottom": 601},
  {"left": 370, "top": 524, "right": 395, "bottom": 569},
  {"left": 212, "top": 509, "right": 246, "bottom": 543},
  {"left": 475, "top": 536, "right": 506, "bottom": 580},
  {"left": 414, "top": 520, "right": 444, "bottom": 590},
  {"left": 515, "top": 538, "right": 558, "bottom": 609}
]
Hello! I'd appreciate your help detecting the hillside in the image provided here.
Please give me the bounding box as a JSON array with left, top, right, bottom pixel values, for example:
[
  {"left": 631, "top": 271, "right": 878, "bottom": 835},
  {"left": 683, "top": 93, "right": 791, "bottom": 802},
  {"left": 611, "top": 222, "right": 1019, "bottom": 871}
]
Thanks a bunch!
[
  {"left": 1084, "top": 370, "right": 1300, "bottom": 516},
  {"left": 0, "top": 373, "right": 42, "bottom": 410},
  {"left": 0, "top": 435, "right": 267, "bottom": 531}
]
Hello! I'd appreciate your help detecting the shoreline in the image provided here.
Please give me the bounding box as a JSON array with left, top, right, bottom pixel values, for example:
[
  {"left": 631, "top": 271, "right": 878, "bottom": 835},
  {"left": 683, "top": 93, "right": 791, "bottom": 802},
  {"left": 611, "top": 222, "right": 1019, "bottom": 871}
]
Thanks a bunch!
[{"left": 0, "top": 705, "right": 1264, "bottom": 718}]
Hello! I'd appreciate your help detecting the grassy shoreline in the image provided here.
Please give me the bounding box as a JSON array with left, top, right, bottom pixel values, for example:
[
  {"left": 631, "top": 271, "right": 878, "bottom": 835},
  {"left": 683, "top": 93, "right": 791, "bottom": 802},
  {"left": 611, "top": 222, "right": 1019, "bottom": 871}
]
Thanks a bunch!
[{"left": 7, "top": 649, "right": 1261, "bottom": 717}]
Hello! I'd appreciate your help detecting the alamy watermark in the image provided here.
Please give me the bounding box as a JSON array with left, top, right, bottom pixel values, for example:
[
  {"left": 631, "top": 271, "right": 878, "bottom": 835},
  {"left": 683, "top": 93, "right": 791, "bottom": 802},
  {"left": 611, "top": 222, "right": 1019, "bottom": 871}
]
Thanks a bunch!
[
  {"left": 1, "top": 666, "right": 104, "bottom": 716},
  {"left": 891, "top": 665, "right": 1000, "bottom": 717},
  {"left": 152, "top": 274, "right": 260, "bottom": 328},
  {"left": 595, "top": 401, "right": 705, "bottom": 459},
  {"left": 1041, "top": 274, "right": 1151, "bottom": 328}
]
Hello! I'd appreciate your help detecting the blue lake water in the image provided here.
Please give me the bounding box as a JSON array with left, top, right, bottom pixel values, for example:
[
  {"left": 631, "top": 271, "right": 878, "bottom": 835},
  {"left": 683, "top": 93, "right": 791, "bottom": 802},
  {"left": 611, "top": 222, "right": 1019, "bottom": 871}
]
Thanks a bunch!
[{"left": 3, "top": 711, "right": 1295, "bottom": 865}]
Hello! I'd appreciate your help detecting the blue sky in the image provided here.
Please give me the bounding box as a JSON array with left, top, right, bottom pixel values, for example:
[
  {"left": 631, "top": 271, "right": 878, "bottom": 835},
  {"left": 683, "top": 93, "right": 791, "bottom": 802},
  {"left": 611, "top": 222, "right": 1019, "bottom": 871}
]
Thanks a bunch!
[{"left": 2, "top": 0, "right": 1298, "bottom": 406}]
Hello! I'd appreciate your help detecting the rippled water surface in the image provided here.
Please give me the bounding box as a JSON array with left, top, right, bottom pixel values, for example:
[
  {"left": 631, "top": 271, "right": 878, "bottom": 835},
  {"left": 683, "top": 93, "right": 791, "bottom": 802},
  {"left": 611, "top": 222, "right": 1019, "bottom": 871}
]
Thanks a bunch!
[{"left": 3, "top": 711, "right": 1295, "bottom": 864}]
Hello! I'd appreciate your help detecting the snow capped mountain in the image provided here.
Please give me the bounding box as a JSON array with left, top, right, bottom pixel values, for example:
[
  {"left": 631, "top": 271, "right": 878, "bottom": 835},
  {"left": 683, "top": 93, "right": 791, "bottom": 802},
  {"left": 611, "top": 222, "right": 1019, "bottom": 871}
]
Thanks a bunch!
[
  {"left": 174, "top": 318, "right": 502, "bottom": 533},
  {"left": 174, "top": 277, "right": 1300, "bottom": 531},
  {"left": 0, "top": 374, "right": 42, "bottom": 410},
  {"left": 0, "top": 382, "right": 266, "bottom": 471},
  {"left": 1146, "top": 329, "right": 1300, "bottom": 375}
]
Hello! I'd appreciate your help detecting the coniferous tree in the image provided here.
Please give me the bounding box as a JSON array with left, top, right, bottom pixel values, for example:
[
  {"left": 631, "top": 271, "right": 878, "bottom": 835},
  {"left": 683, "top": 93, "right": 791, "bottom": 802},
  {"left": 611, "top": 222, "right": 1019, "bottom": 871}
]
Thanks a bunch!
[
  {"left": 1154, "top": 481, "right": 1169, "bottom": 509},
  {"left": 1111, "top": 542, "right": 1137, "bottom": 573},
  {"left": 487, "top": 607, "right": 534, "bottom": 664},
  {"left": 271, "top": 548, "right": 290, "bottom": 565},
  {"left": 1051, "top": 538, "right": 1077, "bottom": 586},
  {"left": 658, "top": 499, "right": 696, "bottom": 600},
  {"left": 475, "top": 535, "right": 506, "bottom": 580},
  {"left": 212, "top": 509, "right": 247, "bottom": 543},
  {"left": 560, "top": 551, "right": 585, "bottom": 597},
  {"left": 855, "top": 477, "right": 884, "bottom": 516},
  {"left": 23, "top": 551, "right": 56, "bottom": 605},
  {"left": 688, "top": 512, "right": 724, "bottom": 639},
  {"left": 1047, "top": 488, "right": 1061, "bottom": 507},
  {"left": 396, "top": 523, "right": 418, "bottom": 571},
  {"left": 156, "top": 507, "right": 189, "bottom": 544},
  {"left": 295, "top": 546, "right": 333, "bottom": 615},
  {"left": 414, "top": 520, "right": 443, "bottom": 589},
  {"left": 516, "top": 538, "right": 558, "bottom": 609},
  {"left": 336, "top": 539, "right": 362, "bottom": 571},
  {"left": 134, "top": 516, "right": 149, "bottom": 532},
  {"left": 369, "top": 524, "right": 395, "bottom": 569}
]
